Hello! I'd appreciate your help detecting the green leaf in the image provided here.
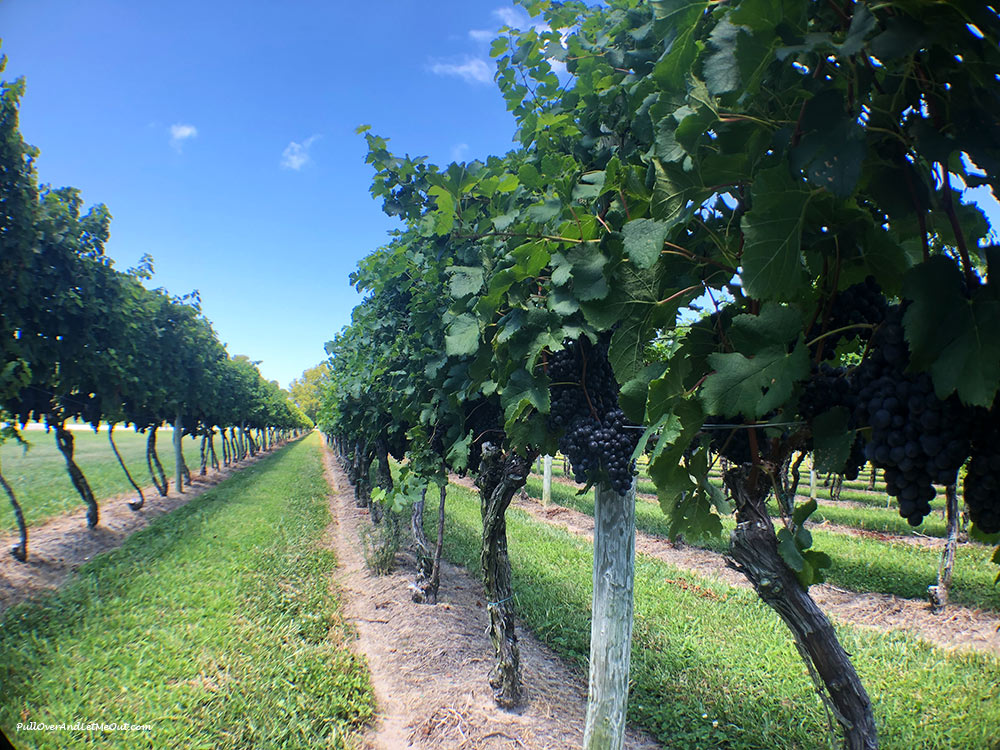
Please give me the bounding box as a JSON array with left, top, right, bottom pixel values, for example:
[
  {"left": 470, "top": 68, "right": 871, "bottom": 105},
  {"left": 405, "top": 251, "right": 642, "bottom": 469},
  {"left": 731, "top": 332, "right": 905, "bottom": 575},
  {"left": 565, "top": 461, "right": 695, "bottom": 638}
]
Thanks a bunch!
[
  {"left": 650, "top": 159, "right": 703, "bottom": 228},
  {"left": 444, "top": 314, "right": 480, "bottom": 356},
  {"left": 741, "top": 167, "right": 813, "bottom": 301},
  {"left": 632, "top": 412, "right": 675, "bottom": 462},
  {"left": 566, "top": 243, "right": 609, "bottom": 301},
  {"left": 528, "top": 197, "right": 563, "bottom": 223},
  {"left": 622, "top": 218, "right": 669, "bottom": 270},
  {"left": 701, "top": 340, "right": 809, "bottom": 419},
  {"left": 811, "top": 408, "right": 852, "bottom": 473},
  {"left": 518, "top": 163, "right": 543, "bottom": 190},
  {"left": 800, "top": 549, "right": 832, "bottom": 585},
  {"left": 645, "top": 359, "right": 692, "bottom": 423},
  {"left": 837, "top": 4, "right": 875, "bottom": 58},
  {"left": 792, "top": 497, "right": 818, "bottom": 528},
  {"left": 728, "top": 303, "right": 803, "bottom": 353},
  {"left": 652, "top": 120, "right": 685, "bottom": 163},
  {"left": 619, "top": 362, "right": 668, "bottom": 424},
  {"left": 703, "top": 16, "right": 743, "bottom": 95},
  {"left": 903, "top": 257, "right": 1000, "bottom": 407},
  {"left": 447, "top": 266, "right": 484, "bottom": 298},
  {"left": 790, "top": 91, "right": 866, "bottom": 198},
  {"left": 502, "top": 367, "right": 550, "bottom": 422},
  {"left": 776, "top": 527, "right": 805, "bottom": 572},
  {"left": 572, "top": 171, "right": 606, "bottom": 201},
  {"left": 548, "top": 287, "right": 580, "bottom": 316},
  {"left": 427, "top": 186, "right": 456, "bottom": 235}
]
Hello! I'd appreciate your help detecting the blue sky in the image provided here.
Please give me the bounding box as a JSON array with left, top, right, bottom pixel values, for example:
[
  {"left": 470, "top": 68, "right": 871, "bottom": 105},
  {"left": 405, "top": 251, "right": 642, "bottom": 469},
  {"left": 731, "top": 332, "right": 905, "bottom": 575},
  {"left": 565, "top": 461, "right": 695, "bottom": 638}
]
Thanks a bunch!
[{"left": 2, "top": 1, "right": 535, "bottom": 387}]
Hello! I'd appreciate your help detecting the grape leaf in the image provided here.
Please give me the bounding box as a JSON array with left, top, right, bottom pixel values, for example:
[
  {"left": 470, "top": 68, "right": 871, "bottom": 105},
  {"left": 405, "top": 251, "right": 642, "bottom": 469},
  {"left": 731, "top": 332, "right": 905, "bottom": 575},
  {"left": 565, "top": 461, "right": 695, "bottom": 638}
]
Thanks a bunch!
[
  {"left": 903, "top": 256, "right": 1000, "bottom": 407},
  {"left": 741, "top": 167, "right": 813, "bottom": 301},
  {"left": 811, "top": 408, "right": 852, "bottom": 473},
  {"left": 701, "top": 340, "right": 809, "bottom": 419},
  {"left": 622, "top": 218, "right": 669, "bottom": 270},
  {"left": 728, "top": 302, "right": 803, "bottom": 353},
  {"left": 444, "top": 314, "right": 480, "bottom": 356},
  {"left": 447, "top": 266, "right": 484, "bottom": 298}
]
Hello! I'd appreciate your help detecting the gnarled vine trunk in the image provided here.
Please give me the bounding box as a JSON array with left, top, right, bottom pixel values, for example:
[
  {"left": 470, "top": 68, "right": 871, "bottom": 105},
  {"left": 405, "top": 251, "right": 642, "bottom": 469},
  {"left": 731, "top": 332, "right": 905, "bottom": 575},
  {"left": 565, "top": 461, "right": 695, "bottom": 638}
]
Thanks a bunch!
[
  {"left": 928, "top": 483, "right": 959, "bottom": 613},
  {"left": 353, "top": 441, "right": 373, "bottom": 510},
  {"left": 371, "top": 435, "right": 394, "bottom": 525},
  {"left": 173, "top": 414, "right": 184, "bottom": 493},
  {"left": 146, "top": 427, "right": 168, "bottom": 496},
  {"left": 411, "top": 487, "right": 433, "bottom": 600},
  {"left": 108, "top": 423, "right": 144, "bottom": 510},
  {"left": 55, "top": 423, "right": 99, "bottom": 527},
  {"left": 724, "top": 467, "right": 877, "bottom": 750},
  {"left": 475, "top": 443, "right": 536, "bottom": 708},
  {"left": 1, "top": 460, "right": 27, "bottom": 561},
  {"left": 411, "top": 482, "right": 447, "bottom": 605}
]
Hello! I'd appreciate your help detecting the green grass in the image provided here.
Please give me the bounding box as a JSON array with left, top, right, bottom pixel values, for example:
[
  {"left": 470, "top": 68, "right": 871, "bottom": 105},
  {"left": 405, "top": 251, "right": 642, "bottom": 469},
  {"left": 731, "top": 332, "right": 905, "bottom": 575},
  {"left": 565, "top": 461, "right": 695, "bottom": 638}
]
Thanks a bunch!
[
  {"left": 547, "top": 462, "right": 955, "bottom": 537},
  {"left": 527, "top": 478, "right": 1000, "bottom": 612},
  {"left": 778, "top": 498, "right": 952, "bottom": 538},
  {"left": 436, "top": 481, "right": 1000, "bottom": 749},
  {"left": 0, "top": 428, "right": 211, "bottom": 530},
  {"left": 0, "top": 433, "right": 374, "bottom": 749}
]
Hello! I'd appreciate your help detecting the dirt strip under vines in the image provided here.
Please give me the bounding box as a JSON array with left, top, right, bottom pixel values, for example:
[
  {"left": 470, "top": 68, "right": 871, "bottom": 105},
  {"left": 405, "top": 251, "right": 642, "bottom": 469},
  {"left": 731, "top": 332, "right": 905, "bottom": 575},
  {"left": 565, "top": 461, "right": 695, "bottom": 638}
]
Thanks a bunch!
[
  {"left": 321, "top": 447, "right": 661, "bottom": 750},
  {"left": 466, "top": 474, "right": 1000, "bottom": 658}
]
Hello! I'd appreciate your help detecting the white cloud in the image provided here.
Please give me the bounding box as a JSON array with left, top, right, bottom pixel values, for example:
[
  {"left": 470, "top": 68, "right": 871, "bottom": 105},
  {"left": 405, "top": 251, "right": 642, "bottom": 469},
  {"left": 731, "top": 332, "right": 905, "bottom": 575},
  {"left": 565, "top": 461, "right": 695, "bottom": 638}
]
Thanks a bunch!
[
  {"left": 169, "top": 123, "right": 197, "bottom": 152},
  {"left": 493, "top": 7, "right": 525, "bottom": 28},
  {"left": 280, "top": 134, "right": 321, "bottom": 171},
  {"left": 429, "top": 57, "right": 493, "bottom": 85},
  {"left": 493, "top": 6, "right": 548, "bottom": 33},
  {"left": 469, "top": 28, "right": 495, "bottom": 43},
  {"left": 451, "top": 143, "right": 470, "bottom": 161}
]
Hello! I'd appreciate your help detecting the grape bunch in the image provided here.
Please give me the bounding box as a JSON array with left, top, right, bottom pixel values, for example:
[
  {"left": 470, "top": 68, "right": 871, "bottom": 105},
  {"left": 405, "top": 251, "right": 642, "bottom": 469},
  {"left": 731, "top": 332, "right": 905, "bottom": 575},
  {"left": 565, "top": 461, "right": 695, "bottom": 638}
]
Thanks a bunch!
[
  {"left": 799, "top": 364, "right": 855, "bottom": 421},
  {"left": 702, "top": 416, "right": 753, "bottom": 465},
  {"left": 813, "top": 276, "right": 887, "bottom": 359},
  {"left": 799, "top": 365, "right": 866, "bottom": 481},
  {"left": 852, "top": 306, "right": 974, "bottom": 525},
  {"left": 547, "top": 337, "right": 638, "bottom": 494},
  {"left": 463, "top": 397, "right": 504, "bottom": 473},
  {"left": 964, "top": 414, "right": 1000, "bottom": 534},
  {"left": 842, "top": 435, "right": 866, "bottom": 481}
]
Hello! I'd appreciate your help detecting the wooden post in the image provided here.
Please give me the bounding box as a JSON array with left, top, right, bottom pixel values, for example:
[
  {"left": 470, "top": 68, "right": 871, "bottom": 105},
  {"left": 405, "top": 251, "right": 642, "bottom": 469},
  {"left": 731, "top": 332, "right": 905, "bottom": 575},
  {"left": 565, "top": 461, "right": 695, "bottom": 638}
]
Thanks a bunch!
[
  {"left": 542, "top": 455, "right": 552, "bottom": 506},
  {"left": 583, "top": 479, "right": 636, "bottom": 750}
]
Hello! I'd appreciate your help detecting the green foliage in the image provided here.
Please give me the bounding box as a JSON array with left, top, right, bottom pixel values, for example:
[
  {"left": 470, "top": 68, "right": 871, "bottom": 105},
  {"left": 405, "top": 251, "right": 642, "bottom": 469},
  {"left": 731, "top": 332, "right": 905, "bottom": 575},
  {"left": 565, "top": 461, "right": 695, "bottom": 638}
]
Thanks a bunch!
[
  {"left": 359, "top": 513, "right": 402, "bottom": 576},
  {"left": 0, "top": 44, "right": 310, "bottom": 458}
]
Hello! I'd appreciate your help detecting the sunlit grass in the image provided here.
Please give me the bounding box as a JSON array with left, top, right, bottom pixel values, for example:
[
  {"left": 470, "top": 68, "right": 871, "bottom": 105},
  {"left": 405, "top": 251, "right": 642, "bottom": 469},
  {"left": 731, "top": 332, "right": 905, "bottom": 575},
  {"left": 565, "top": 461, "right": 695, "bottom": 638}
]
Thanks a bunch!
[{"left": 0, "top": 434, "right": 374, "bottom": 749}]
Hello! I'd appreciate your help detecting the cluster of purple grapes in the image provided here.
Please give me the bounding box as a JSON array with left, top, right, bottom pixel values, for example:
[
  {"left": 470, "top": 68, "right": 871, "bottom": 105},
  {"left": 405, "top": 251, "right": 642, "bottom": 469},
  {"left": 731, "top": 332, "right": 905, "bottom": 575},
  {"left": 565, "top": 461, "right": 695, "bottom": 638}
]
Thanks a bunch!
[
  {"left": 851, "top": 308, "right": 975, "bottom": 525},
  {"left": 812, "top": 276, "right": 886, "bottom": 358},
  {"left": 965, "top": 415, "right": 1000, "bottom": 534},
  {"left": 547, "top": 338, "right": 638, "bottom": 494},
  {"left": 463, "top": 398, "right": 504, "bottom": 473}
]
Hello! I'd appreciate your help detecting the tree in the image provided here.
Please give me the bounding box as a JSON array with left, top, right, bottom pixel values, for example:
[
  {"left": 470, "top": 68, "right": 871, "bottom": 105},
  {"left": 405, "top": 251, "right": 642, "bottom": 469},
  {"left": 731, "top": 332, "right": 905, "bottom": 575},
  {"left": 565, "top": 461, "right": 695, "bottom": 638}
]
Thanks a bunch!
[{"left": 289, "top": 363, "right": 328, "bottom": 424}]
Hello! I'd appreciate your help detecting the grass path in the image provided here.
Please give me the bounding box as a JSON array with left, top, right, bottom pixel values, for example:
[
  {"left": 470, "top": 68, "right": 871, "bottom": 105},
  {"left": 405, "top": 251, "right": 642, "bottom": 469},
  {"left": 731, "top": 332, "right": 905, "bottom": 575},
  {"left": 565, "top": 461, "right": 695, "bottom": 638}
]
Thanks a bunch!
[{"left": 0, "top": 433, "right": 374, "bottom": 749}]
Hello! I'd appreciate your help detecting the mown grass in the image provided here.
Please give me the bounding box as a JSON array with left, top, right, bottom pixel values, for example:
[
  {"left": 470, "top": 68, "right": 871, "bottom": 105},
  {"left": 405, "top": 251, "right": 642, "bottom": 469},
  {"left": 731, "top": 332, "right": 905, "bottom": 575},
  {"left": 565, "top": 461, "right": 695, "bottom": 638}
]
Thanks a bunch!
[
  {"left": 527, "top": 478, "right": 1000, "bottom": 612},
  {"left": 0, "top": 427, "right": 205, "bottom": 530},
  {"left": 0, "top": 433, "right": 374, "bottom": 749},
  {"left": 778, "top": 498, "right": 951, "bottom": 538},
  {"left": 437, "top": 481, "right": 1000, "bottom": 749}
]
